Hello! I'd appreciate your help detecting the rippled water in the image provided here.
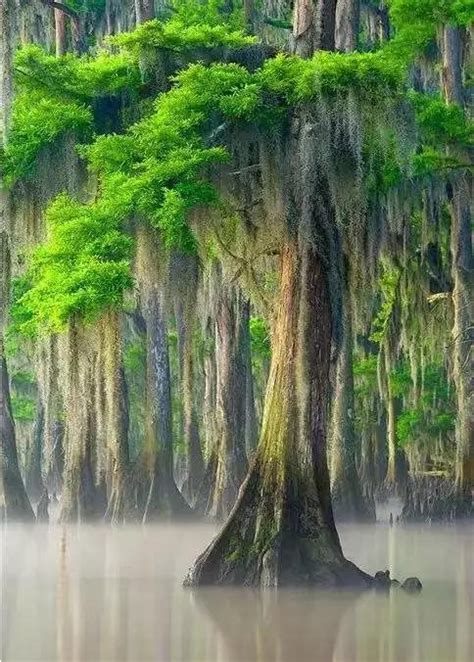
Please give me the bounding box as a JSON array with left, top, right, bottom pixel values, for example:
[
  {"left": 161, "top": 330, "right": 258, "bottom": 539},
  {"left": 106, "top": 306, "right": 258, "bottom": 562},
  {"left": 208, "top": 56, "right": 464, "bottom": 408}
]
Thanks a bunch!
[{"left": 1, "top": 519, "right": 473, "bottom": 661}]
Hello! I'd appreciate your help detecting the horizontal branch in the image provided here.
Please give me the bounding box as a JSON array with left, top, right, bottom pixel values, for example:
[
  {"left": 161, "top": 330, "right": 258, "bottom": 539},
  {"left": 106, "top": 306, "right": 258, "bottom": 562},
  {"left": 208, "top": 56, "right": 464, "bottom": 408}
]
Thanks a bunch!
[{"left": 40, "top": 0, "right": 79, "bottom": 20}]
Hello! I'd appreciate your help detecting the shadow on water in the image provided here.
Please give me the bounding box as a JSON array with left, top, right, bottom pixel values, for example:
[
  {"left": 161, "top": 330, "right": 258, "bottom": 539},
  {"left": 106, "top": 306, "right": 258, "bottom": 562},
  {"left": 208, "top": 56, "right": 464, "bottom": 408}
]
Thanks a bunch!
[{"left": 1, "top": 521, "right": 473, "bottom": 661}]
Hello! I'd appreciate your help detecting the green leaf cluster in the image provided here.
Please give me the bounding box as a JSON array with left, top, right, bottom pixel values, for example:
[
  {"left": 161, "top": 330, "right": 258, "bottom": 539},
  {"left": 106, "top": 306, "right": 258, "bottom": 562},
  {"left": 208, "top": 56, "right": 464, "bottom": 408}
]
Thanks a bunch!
[
  {"left": 10, "top": 192, "right": 133, "bottom": 336},
  {"left": 109, "top": 18, "right": 255, "bottom": 53},
  {"left": 0, "top": 91, "right": 92, "bottom": 185}
]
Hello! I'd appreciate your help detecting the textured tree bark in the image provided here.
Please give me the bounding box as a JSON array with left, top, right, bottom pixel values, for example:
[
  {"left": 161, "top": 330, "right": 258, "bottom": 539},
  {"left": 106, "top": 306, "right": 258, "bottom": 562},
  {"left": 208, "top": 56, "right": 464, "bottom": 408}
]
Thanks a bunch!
[
  {"left": 292, "top": 0, "right": 337, "bottom": 56},
  {"left": 335, "top": 0, "right": 359, "bottom": 52},
  {"left": 330, "top": 294, "right": 375, "bottom": 521},
  {"left": 441, "top": 26, "right": 473, "bottom": 511}
]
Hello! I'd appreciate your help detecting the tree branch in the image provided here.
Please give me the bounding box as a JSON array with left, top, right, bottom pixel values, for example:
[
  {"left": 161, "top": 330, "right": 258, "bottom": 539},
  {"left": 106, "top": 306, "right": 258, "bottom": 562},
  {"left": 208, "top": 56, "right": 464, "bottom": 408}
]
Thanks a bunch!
[{"left": 39, "top": 0, "right": 79, "bottom": 20}]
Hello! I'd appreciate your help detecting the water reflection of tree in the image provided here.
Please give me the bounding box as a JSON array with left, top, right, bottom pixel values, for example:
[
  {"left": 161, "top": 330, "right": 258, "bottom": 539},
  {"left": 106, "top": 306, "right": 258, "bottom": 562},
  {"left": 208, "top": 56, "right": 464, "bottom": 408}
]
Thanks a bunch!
[{"left": 190, "top": 587, "right": 361, "bottom": 662}]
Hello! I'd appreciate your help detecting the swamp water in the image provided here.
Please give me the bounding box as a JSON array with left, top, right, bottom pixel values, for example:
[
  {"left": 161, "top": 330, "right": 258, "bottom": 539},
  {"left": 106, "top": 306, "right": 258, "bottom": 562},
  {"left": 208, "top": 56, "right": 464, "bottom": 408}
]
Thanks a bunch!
[{"left": 1, "top": 520, "right": 473, "bottom": 661}]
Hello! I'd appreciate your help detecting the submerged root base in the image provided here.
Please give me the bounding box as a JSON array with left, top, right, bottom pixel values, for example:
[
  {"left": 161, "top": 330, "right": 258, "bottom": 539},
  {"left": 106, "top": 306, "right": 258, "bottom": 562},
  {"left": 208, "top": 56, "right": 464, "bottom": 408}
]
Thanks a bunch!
[{"left": 185, "top": 461, "right": 372, "bottom": 588}]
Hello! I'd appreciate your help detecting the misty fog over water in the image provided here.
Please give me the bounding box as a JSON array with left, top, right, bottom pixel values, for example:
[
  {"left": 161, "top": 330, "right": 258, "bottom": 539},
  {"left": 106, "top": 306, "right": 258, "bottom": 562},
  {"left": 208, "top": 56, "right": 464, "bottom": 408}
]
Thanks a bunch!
[{"left": 1, "top": 519, "right": 472, "bottom": 661}]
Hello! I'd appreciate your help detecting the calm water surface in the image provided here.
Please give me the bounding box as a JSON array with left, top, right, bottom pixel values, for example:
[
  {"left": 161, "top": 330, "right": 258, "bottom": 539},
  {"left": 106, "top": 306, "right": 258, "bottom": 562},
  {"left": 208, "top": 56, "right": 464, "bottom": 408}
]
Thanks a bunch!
[{"left": 1, "top": 519, "right": 473, "bottom": 661}]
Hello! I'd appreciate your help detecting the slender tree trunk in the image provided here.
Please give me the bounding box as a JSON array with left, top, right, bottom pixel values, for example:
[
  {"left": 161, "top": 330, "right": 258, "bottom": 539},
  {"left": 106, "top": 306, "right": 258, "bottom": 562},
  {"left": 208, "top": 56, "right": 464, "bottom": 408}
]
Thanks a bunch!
[
  {"left": 54, "top": 8, "right": 66, "bottom": 56},
  {"left": 382, "top": 346, "right": 398, "bottom": 491},
  {"left": 181, "top": 314, "right": 205, "bottom": 504},
  {"left": 186, "top": 241, "right": 371, "bottom": 587},
  {"left": 242, "top": 301, "right": 258, "bottom": 457},
  {"left": 441, "top": 27, "right": 473, "bottom": 510},
  {"left": 0, "top": 337, "right": 35, "bottom": 521},
  {"left": 142, "top": 290, "right": 192, "bottom": 519},
  {"left": 59, "top": 322, "right": 103, "bottom": 522},
  {"left": 102, "top": 311, "right": 130, "bottom": 522},
  {"left": 195, "top": 284, "right": 248, "bottom": 520},
  {"left": 335, "top": 0, "right": 359, "bottom": 52},
  {"left": 202, "top": 317, "right": 217, "bottom": 460},
  {"left": 25, "top": 400, "right": 45, "bottom": 502},
  {"left": 330, "top": 295, "right": 375, "bottom": 521}
]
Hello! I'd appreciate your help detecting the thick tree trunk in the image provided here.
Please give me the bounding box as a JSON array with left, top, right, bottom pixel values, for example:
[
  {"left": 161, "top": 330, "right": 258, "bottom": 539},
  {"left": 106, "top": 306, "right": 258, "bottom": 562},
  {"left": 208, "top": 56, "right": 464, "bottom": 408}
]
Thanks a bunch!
[
  {"left": 330, "top": 296, "right": 375, "bottom": 521},
  {"left": 195, "top": 284, "right": 248, "bottom": 520},
  {"left": 185, "top": 243, "right": 371, "bottom": 587},
  {"left": 441, "top": 26, "right": 473, "bottom": 511},
  {"left": 335, "top": 0, "right": 359, "bottom": 52},
  {"left": 292, "top": 0, "right": 337, "bottom": 56}
]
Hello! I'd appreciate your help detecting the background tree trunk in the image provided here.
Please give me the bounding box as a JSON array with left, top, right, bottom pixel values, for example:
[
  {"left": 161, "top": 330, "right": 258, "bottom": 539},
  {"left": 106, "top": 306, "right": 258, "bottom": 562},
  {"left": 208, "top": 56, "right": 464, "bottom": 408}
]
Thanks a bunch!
[
  {"left": 292, "top": 0, "right": 337, "bottom": 56},
  {"left": 25, "top": 400, "right": 45, "bottom": 502},
  {"left": 0, "top": 337, "right": 35, "bottom": 521},
  {"left": 335, "top": 0, "right": 359, "bottom": 52},
  {"left": 195, "top": 284, "right": 248, "bottom": 519},
  {"left": 441, "top": 26, "right": 473, "bottom": 510},
  {"left": 0, "top": 9, "right": 34, "bottom": 519},
  {"left": 142, "top": 290, "right": 192, "bottom": 519},
  {"left": 330, "top": 294, "right": 375, "bottom": 521}
]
